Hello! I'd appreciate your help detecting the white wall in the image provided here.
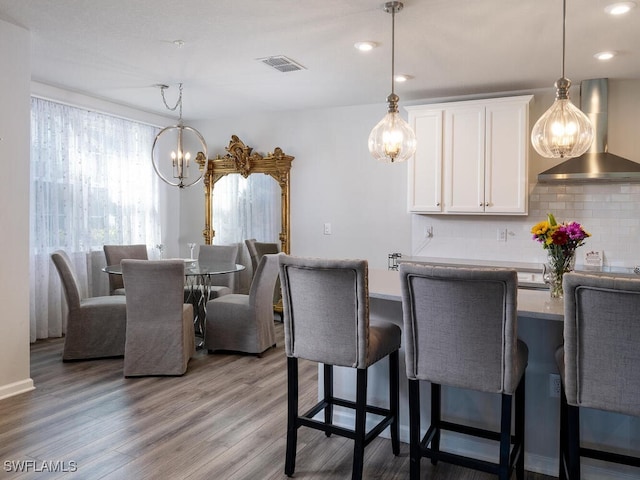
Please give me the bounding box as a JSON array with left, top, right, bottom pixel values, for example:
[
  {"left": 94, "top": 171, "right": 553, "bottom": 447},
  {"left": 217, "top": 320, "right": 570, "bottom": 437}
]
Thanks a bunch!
[
  {"left": 184, "top": 103, "right": 411, "bottom": 269},
  {"left": 0, "top": 19, "right": 33, "bottom": 399}
]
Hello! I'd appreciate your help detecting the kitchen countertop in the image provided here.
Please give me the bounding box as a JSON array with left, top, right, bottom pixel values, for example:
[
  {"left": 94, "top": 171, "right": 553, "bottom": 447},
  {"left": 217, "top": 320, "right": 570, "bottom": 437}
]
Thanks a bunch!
[
  {"left": 397, "top": 255, "right": 640, "bottom": 276},
  {"left": 369, "top": 268, "right": 564, "bottom": 321}
]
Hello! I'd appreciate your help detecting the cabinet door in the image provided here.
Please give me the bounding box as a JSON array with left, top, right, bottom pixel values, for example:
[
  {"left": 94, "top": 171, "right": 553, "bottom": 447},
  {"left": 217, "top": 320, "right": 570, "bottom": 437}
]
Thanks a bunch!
[
  {"left": 484, "top": 100, "right": 529, "bottom": 214},
  {"left": 443, "top": 106, "right": 485, "bottom": 213},
  {"left": 407, "top": 109, "right": 443, "bottom": 213}
]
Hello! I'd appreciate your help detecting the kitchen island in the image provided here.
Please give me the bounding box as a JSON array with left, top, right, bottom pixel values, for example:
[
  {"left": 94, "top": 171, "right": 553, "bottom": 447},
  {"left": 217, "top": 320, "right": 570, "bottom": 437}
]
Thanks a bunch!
[{"left": 320, "top": 268, "right": 637, "bottom": 479}]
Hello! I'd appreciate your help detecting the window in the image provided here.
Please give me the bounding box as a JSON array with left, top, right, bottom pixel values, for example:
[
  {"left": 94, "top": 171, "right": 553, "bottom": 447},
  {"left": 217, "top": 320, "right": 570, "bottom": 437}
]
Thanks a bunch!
[{"left": 29, "top": 97, "right": 160, "bottom": 341}]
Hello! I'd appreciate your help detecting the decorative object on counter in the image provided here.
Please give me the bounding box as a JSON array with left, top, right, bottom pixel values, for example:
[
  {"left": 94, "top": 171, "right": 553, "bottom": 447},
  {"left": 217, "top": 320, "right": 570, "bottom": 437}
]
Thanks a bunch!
[
  {"left": 367, "top": 1, "right": 417, "bottom": 164},
  {"left": 530, "top": 0, "right": 594, "bottom": 159},
  {"left": 151, "top": 83, "right": 208, "bottom": 188},
  {"left": 531, "top": 213, "right": 590, "bottom": 298}
]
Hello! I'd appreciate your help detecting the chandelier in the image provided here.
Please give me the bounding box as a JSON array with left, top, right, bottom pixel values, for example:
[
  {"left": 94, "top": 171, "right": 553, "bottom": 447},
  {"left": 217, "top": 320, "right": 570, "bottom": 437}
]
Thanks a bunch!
[{"left": 151, "top": 83, "right": 208, "bottom": 187}]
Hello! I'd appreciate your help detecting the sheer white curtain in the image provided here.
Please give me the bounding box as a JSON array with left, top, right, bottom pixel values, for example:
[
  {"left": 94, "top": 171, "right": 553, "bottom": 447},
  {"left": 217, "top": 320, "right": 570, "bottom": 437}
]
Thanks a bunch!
[
  {"left": 212, "top": 174, "right": 280, "bottom": 292},
  {"left": 29, "top": 97, "right": 161, "bottom": 342}
]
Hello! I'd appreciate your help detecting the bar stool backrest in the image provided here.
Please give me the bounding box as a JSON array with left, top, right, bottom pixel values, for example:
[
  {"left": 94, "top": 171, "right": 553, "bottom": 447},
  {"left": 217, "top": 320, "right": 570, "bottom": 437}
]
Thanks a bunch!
[
  {"left": 279, "top": 256, "right": 369, "bottom": 368},
  {"left": 400, "top": 264, "right": 519, "bottom": 394},
  {"left": 562, "top": 272, "right": 640, "bottom": 417}
]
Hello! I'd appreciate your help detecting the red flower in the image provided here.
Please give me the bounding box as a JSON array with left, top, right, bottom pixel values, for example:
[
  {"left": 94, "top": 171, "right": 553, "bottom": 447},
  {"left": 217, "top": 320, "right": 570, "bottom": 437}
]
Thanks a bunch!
[{"left": 551, "top": 230, "right": 568, "bottom": 245}]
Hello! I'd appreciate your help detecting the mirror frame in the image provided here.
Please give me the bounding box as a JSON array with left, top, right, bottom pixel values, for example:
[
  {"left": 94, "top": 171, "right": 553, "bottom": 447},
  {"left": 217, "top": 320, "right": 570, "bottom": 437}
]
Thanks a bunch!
[{"left": 202, "top": 135, "right": 294, "bottom": 253}]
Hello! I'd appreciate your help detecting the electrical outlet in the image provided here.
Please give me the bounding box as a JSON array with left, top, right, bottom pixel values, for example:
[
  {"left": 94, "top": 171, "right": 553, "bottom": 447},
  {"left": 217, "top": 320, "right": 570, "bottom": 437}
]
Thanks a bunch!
[
  {"left": 549, "top": 374, "right": 561, "bottom": 398},
  {"left": 497, "top": 228, "right": 507, "bottom": 242}
]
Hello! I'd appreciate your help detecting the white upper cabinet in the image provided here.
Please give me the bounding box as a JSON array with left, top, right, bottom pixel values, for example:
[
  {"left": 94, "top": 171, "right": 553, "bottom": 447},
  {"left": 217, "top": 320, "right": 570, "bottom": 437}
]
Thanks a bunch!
[
  {"left": 407, "top": 95, "right": 532, "bottom": 215},
  {"left": 406, "top": 109, "right": 444, "bottom": 212}
]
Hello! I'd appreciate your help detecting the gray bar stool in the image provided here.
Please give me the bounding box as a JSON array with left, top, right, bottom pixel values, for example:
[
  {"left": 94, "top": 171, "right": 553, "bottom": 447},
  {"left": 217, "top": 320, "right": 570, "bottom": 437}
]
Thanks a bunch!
[
  {"left": 399, "top": 263, "right": 528, "bottom": 480},
  {"left": 278, "top": 255, "right": 401, "bottom": 480},
  {"left": 557, "top": 272, "right": 640, "bottom": 479}
]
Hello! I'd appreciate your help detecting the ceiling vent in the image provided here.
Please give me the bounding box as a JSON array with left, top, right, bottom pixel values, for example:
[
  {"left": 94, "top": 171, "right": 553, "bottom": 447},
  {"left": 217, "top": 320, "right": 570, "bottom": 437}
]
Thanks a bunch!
[{"left": 258, "top": 55, "right": 306, "bottom": 73}]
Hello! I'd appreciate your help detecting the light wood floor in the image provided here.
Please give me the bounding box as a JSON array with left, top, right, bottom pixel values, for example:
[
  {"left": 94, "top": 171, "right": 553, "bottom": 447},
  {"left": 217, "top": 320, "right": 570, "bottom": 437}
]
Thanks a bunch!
[{"left": 0, "top": 323, "right": 555, "bottom": 480}]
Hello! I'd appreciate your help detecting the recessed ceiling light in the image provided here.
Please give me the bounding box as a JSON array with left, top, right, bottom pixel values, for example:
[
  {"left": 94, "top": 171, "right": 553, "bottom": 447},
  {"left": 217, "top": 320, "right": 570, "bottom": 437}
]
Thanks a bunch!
[
  {"left": 604, "top": 1, "right": 636, "bottom": 15},
  {"left": 594, "top": 51, "right": 617, "bottom": 60},
  {"left": 394, "top": 74, "right": 412, "bottom": 82},
  {"left": 354, "top": 41, "right": 377, "bottom": 52}
]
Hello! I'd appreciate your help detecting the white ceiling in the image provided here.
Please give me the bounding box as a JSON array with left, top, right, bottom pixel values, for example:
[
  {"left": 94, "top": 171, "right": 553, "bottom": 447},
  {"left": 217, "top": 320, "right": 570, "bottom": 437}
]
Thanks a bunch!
[{"left": 1, "top": 0, "right": 639, "bottom": 121}]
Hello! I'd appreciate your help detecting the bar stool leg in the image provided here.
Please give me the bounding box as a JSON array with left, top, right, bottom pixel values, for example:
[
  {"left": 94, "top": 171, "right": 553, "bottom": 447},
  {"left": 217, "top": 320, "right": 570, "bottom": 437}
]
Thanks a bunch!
[
  {"left": 566, "top": 404, "right": 581, "bottom": 480},
  {"left": 324, "top": 363, "right": 333, "bottom": 436},
  {"left": 515, "top": 374, "right": 526, "bottom": 480},
  {"left": 559, "top": 383, "right": 568, "bottom": 480},
  {"left": 408, "top": 379, "right": 422, "bottom": 480},
  {"left": 285, "top": 357, "right": 298, "bottom": 477},
  {"left": 389, "top": 350, "right": 400, "bottom": 455},
  {"left": 498, "top": 393, "right": 513, "bottom": 480},
  {"left": 430, "top": 383, "right": 441, "bottom": 465},
  {"left": 352, "top": 368, "right": 368, "bottom": 480}
]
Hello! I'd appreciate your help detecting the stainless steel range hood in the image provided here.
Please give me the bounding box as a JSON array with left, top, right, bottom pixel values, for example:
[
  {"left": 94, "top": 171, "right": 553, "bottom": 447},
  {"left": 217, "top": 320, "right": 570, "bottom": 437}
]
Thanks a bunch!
[{"left": 538, "top": 78, "right": 640, "bottom": 182}]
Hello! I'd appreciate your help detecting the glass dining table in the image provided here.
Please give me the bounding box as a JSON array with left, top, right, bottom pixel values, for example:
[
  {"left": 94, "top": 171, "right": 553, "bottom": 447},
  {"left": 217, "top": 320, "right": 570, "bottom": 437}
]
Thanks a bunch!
[{"left": 104, "top": 260, "right": 246, "bottom": 348}]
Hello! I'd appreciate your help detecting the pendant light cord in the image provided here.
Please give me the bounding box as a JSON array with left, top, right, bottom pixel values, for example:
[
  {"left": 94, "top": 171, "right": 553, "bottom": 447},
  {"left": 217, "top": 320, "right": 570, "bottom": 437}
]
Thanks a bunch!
[
  {"left": 160, "top": 83, "right": 184, "bottom": 123},
  {"left": 561, "top": 0, "right": 566, "bottom": 79},
  {"left": 391, "top": 6, "right": 396, "bottom": 95}
]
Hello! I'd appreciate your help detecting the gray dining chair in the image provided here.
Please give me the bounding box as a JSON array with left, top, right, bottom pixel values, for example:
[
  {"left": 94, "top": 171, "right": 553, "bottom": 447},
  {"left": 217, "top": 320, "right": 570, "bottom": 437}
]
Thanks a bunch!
[
  {"left": 557, "top": 272, "right": 640, "bottom": 479},
  {"left": 103, "top": 244, "right": 148, "bottom": 295},
  {"left": 121, "top": 259, "right": 195, "bottom": 376},
  {"left": 51, "top": 250, "right": 127, "bottom": 361},
  {"left": 399, "top": 263, "right": 528, "bottom": 480},
  {"left": 204, "top": 253, "right": 280, "bottom": 355},
  {"left": 278, "top": 255, "right": 401, "bottom": 480},
  {"left": 197, "top": 244, "right": 239, "bottom": 300}
]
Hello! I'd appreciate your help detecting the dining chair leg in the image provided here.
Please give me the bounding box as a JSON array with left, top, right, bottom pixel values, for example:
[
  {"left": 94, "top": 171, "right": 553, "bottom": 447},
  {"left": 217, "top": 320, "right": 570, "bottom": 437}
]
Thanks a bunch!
[
  {"left": 285, "top": 357, "right": 298, "bottom": 477},
  {"left": 352, "top": 368, "right": 368, "bottom": 480},
  {"left": 324, "top": 363, "right": 333, "bottom": 437},
  {"left": 408, "top": 379, "right": 422, "bottom": 480}
]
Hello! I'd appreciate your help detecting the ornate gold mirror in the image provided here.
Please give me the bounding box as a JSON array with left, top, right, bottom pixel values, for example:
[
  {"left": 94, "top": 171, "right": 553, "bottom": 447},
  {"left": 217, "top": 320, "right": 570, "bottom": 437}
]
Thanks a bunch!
[{"left": 202, "top": 135, "right": 294, "bottom": 253}]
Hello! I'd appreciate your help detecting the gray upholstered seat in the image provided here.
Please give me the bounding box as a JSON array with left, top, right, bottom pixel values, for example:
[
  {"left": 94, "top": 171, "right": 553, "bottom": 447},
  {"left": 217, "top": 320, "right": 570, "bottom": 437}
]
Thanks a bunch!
[
  {"left": 557, "top": 272, "right": 640, "bottom": 479},
  {"left": 399, "top": 263, "right": 528, "bottom": 480},
  {"left": 278, "top": 255, "right": 401, "bottom": 480},
  {"left": 204, "top": 253, "right": 279, "bottom": 355},
  {"left": 103, "top": 244, "right": 148, "bottom": 295},
  {"left": 197, "top": 244, "right": 239, "bottom": 300},
  {"left": 51, "top": 250, "right": 127, "bottom": 361},
  {"left": 121, "top": 259, "right": 195, "bottom": 376}
]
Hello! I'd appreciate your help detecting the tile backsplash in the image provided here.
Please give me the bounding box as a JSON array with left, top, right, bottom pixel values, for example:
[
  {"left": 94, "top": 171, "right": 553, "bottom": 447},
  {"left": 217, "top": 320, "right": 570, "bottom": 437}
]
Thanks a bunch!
[{"left": 411, "top": 182, "right": 640, "bottom": 268}]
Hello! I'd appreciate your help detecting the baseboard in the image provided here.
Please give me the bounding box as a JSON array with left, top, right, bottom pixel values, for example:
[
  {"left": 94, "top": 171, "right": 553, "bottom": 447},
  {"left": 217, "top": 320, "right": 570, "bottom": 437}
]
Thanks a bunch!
[{"left": 0, "top": 379, "right": 35, "bottom": 401}]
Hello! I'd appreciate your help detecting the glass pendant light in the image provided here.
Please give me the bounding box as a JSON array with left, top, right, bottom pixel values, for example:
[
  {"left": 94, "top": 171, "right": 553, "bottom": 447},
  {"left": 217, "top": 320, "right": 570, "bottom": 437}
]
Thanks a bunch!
[
  {"left": 531, "top": 0, "right": 594, "bottom": 159},
  {"left": 368, "top": 1, "right": 417, "bottom": 164}
]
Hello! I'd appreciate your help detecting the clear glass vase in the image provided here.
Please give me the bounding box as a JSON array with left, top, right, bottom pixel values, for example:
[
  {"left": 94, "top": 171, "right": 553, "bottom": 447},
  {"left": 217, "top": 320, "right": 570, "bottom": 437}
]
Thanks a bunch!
[{"left": 543, "top": 253, "right": 576, "bottom": 299}]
